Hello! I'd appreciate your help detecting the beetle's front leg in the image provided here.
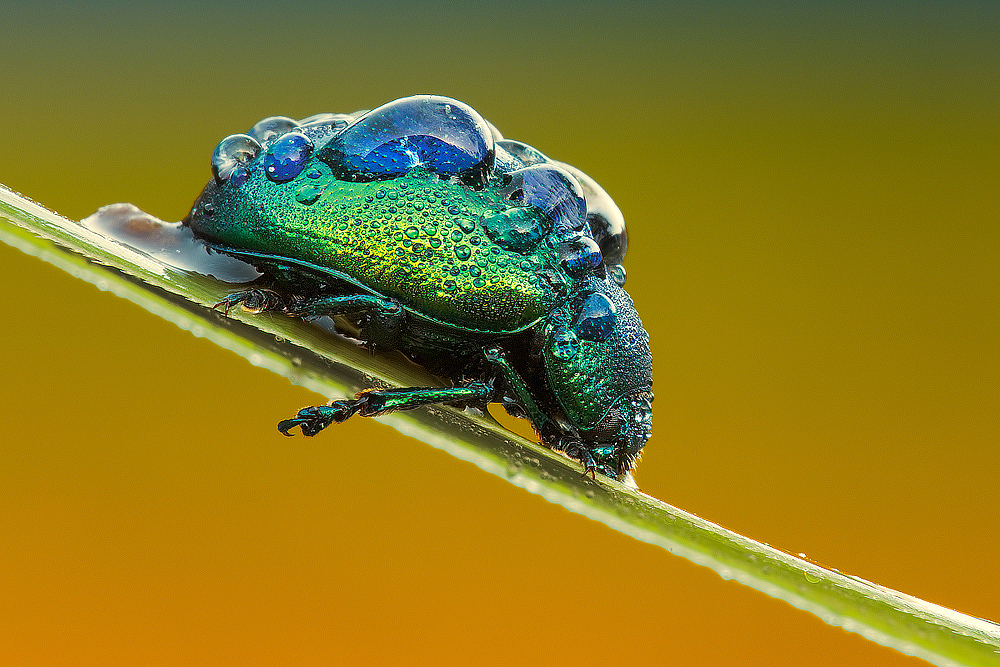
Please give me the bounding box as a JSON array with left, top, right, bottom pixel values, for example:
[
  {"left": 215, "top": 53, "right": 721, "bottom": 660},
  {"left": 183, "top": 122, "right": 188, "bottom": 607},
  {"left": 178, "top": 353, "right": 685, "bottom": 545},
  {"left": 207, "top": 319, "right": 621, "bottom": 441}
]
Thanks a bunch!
[
  {"left": 278, "top": 382, "right": 494, "bottom": 436},
  {"left": 484, "top": 347, "right": 598, "bottom": 477}
]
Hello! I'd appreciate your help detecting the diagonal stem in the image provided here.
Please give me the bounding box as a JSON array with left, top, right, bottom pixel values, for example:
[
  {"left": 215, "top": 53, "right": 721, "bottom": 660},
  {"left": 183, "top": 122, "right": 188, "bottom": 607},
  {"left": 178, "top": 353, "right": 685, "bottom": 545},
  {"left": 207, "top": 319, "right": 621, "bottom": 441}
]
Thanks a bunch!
[{"left": 1, "top": 184, "right": 998, "bottom": 667}]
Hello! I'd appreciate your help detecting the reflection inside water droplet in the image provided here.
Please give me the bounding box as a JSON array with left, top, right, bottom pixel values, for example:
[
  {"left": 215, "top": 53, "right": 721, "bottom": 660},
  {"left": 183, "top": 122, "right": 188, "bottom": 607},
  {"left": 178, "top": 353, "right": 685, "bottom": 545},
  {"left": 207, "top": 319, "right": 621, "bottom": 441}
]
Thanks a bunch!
[{"left": 211, "top": 134, "right": 261, "bottom": 184}]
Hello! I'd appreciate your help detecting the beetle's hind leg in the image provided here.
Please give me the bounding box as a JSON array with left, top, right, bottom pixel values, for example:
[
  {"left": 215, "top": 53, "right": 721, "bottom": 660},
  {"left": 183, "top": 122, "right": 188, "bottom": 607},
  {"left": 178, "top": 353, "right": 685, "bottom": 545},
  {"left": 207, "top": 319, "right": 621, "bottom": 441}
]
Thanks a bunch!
[
  {"left": 215, "top": 290, "right": 403, "bottom": 323},
  {"left": 214, "top": 290, "right": 405, "bottom": 345},
  {"left": 278, "top": 382, "right": 494, "bottom": 437},
  {"left": 213, "top": 288, "right": 286, "bottom": 316}
]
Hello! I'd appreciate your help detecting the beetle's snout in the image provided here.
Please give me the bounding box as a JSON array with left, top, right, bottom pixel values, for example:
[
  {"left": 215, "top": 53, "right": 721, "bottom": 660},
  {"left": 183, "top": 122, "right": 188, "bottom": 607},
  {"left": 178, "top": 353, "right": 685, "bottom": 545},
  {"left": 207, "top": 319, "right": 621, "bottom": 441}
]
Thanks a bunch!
[
  {"left": 583, "top": 390, "right": 653, "bottom": 476},
  {"left": 615, "top": 390, "right": 654, "bottom": 460}
]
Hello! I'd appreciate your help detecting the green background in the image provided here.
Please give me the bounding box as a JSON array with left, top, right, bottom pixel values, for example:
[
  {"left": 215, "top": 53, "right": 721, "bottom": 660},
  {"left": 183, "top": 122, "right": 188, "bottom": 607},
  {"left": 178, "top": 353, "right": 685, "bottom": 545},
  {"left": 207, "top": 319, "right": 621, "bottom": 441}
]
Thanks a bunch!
[{"left": 1, "top": 2, "right": 997, "bottom": 664}]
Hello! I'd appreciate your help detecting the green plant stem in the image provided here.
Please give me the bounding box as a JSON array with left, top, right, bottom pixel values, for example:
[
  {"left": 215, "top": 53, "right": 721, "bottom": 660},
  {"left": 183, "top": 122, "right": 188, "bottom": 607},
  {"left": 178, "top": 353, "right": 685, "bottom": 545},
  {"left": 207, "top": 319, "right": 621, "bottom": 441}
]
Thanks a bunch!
[{"left": 1, "top": 184, "right": 998, "bottom": 667}]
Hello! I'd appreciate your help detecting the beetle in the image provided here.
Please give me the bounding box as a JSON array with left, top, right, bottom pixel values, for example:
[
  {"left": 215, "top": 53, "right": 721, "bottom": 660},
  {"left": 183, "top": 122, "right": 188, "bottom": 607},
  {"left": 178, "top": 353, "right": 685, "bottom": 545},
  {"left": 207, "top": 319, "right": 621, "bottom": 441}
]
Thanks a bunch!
[{"left": 184, "top": 95, "right": 652, "bottom": 480}]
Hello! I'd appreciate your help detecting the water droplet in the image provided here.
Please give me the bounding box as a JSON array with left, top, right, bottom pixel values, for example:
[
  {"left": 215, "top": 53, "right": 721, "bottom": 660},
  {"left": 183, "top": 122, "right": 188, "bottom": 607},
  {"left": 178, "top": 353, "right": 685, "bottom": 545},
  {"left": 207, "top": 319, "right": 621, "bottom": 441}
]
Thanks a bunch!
[
  {"left": 501, "top": 164, "right": 587, "bottom": 233},
  {"left": 200, "top": 201, "right": 216, "bottom": 216},
  {"left": 448, "top": 205, "right": 460, "bottom": 215},
  {"left": 608, "top": 263, "right": 627, "bottom": 286},
  {"left": 496, "top": 139, "right": 549, "bottom": 167},
  {"left": 443, "top": 279, "right": 457, "bottom": 292},
  {"left": 469, "top": 235, "right": 481, "bottom": 246},
  {"left": 480, "top": 206, "right": 550, "bottom": 253},
  {"left": 558, "top": 162, "right": 629, "bottom": 265},
  {"left": 247, "top": 116, "right": 300, "bottom": 144},
  {"left": 421, "top": 223, "right": 438, "bottom": 236},
  {"left": 298, "top": 112, "right": 352, "bottom": 128},
  {"left": 574, "top": 291, "right": 618, "bottom": 342},
  {"left": 211, "top": 134, "right": 261, "bottom": 184},
  {"left": 540, "top": 268, "right": 569, "bottom": 295},
  {"left": 473, "top": 277, "right": 486, "bottom": 288},
  {"left": 317, "top": 95, "right": 495, "bottom": 185},
  {"left": 428, "top": 237, "right": 442, "bottom": 248},
  {"left": 558, "top": 235, "right": 603, "bottom": 277},
  {"left": 229, "top": 166, "right": 252, "bottom": 188},
  {"left": 455, "top": 245, "right": 471, "bottom": 260},
  {"left": 375, "top": 188, "right": 386, "bottom": 199},
  {"left": 469, "top": 266, "right": 481, "bottom": 277},
  {"left": 412, "top": 242, "right": 424, "bottom": 254},
  {"left": 457, "top": 217, "right": 476, "bottom": 233},
  {"left": 804, "top": 569, "right": 824, "bottom": 584},
  {"left": 306, "top": 168, "right": 323, "bottom": 179},
  {"left": 549, "top": 325, "right": 580, "bottom": 360},
  {"left": 263, "top": 132, "right": 314, "bottom": 183},
  {"left": 405, "top": 226, "right": 420, "bottom": 239},
  {"left": 450, "top": 230, "right": 464, "bottom": 242},
  {"left": 295, "top": 183, "right": 325, "bottom": 205}
]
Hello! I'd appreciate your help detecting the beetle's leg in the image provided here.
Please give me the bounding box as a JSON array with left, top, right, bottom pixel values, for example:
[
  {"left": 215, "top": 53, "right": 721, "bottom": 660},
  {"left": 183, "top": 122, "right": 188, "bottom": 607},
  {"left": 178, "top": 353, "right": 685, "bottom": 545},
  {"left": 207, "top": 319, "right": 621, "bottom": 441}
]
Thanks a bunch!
[
  {"left": 286, "top": 294, "right": 405, "bottom": 345},
  {"left": 278, "top": 382, "right": 494, "bottom": 436},
  {"left": 484, "top": 347, "right": 600, "bottom": 477},
  {"left": 214, "top": 291, "right": 405, "bottom": 343},
  {"left": 554, "top": 439, "right": 598, "bottom": 478},
  {"left": 482, "top": 347, "right": 552, "bottom": 433},
  {"left": 213, "top": 288, "right": 286, "bottom": 315},
  {"left": 215, "top": 290, "right": 403, "bottom": 322},
  {"left": 284, "top": 294, "right": 402, "bottom": 320}
]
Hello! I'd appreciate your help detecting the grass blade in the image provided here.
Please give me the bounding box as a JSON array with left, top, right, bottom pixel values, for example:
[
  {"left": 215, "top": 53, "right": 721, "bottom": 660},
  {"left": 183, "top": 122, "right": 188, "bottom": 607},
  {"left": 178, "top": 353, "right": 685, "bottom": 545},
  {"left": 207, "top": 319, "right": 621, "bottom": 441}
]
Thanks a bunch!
[{"left": 1, "top": 184, "right": 998, "bottom": 667}]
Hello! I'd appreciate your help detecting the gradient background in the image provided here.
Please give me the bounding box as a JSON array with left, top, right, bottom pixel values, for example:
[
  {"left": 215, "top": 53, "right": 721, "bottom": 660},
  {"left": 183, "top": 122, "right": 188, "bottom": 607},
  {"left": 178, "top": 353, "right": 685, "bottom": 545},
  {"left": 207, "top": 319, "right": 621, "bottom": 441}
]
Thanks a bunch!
[{"left": 1, "top": 2, "right": 997, "bottom": 665}]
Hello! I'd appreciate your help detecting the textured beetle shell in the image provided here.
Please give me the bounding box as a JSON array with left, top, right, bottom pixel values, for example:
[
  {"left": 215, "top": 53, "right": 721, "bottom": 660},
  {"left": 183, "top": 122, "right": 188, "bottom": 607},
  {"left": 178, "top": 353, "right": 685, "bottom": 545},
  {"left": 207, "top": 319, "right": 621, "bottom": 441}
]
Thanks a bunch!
[{"left": 193, "top": 168, "right": 573, "bottom": 334}]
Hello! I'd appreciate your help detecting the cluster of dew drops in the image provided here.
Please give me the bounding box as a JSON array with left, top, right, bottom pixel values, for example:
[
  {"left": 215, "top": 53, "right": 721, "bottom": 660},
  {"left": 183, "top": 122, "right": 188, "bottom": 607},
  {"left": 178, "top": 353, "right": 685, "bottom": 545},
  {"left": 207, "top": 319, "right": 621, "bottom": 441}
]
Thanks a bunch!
[{"left": 205, "top": 95, "right": 630, "bottom": 354}]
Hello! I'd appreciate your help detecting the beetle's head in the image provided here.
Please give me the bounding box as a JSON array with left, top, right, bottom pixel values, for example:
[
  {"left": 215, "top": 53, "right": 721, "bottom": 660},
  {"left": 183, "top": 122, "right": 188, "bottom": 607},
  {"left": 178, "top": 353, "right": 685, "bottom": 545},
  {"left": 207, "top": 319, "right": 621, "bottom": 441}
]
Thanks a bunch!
[{"left": 541, "top": 275, "right": 653, "bottom": 479}]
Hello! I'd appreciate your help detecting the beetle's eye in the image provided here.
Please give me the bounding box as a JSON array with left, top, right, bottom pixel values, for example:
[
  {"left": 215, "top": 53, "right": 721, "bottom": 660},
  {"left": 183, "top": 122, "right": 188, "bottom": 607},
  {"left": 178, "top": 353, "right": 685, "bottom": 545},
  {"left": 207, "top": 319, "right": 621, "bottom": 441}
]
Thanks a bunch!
[
  {"left": 586, "top": 407, "right": 624, "bottom": 441},
  {"left": 574, "top": 291, "right": 617, "bottom": 342},
  {"left": 211, "top": 134, "right": 262, "bottom": 184},
  {"left": 317, "top": 95, "right": 495, "bottom": 186}
]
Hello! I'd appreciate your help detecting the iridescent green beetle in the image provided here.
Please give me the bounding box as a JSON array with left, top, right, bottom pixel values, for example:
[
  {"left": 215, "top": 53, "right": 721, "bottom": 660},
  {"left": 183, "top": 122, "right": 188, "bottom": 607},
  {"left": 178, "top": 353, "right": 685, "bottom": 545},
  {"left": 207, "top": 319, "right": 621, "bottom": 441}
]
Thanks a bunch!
[{"left": 185, "top": 95, "right": 652, "bottom": 480}]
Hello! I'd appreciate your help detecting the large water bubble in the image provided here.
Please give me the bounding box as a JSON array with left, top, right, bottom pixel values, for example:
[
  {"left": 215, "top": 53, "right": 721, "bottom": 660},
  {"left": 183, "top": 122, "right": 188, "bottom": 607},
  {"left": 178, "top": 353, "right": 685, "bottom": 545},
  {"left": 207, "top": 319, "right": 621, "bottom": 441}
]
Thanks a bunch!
[
  {"left": 317, "top": 95, "right": 495, "bottom": 186},
  {"left": 574, "top": 291, "right": 618, "bottom": 342},
  {"left": 500, "top": 164, "right": 587, "bottom": 235},
  {"left": 557, "top": 162, "right": 628, "bottom": 266}
]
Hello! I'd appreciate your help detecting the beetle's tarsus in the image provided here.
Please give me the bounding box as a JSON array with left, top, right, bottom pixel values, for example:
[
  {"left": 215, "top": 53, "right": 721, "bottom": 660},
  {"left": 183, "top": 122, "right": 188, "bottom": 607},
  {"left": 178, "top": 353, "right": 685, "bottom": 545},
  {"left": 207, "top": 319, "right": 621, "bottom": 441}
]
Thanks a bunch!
[
  {"left": 214, "top": 288, "right": 285, "bottom": 316},
  {"left": 277, "top": 401, "right": 360, "bottom": 436}
]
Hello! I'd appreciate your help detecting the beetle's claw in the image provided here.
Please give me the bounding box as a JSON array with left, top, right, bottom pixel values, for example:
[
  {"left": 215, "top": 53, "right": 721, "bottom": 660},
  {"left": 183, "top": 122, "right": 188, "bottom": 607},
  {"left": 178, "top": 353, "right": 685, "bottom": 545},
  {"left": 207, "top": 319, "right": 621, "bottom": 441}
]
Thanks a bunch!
[
  {"left": 277, "top": 401, "right": 360, "bottom": 436},
  {"left": 212, "top": 292, "right": 244, "bottom": 317},
  {"left": 213, "top": 289, "right": 284, "bottom": 316}
]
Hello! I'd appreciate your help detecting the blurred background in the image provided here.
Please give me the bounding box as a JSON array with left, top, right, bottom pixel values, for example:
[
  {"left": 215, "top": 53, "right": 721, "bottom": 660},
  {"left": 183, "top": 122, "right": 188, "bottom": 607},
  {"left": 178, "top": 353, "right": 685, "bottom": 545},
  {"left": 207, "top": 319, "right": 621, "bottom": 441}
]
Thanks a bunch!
[{"left": 1, "top": 1, "right": 997, "bottom": 664}]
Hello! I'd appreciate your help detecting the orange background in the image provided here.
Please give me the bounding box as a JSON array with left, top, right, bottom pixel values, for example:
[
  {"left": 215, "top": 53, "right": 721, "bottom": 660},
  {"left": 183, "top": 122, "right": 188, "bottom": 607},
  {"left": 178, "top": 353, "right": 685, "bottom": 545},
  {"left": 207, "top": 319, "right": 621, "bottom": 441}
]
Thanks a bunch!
[{"left": 1, "top": 2, "right": 997, "bottom": 665}]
